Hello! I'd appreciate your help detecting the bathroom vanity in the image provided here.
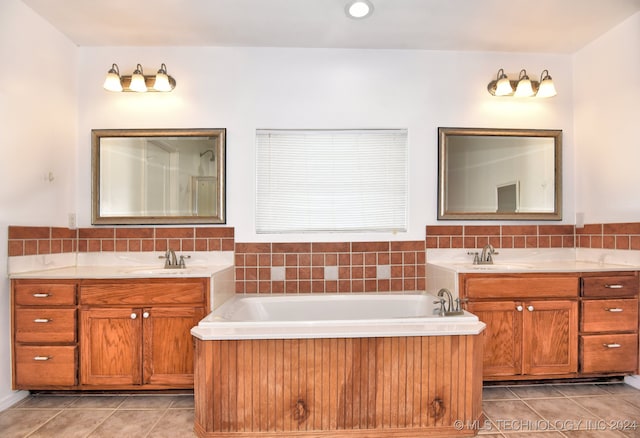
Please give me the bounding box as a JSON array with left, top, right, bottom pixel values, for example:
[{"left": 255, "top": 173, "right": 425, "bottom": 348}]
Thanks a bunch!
[
  {"left": 427, "top": 252, "right": 640, "bottom": 381},
  {"left": 10, "top": 259, "right": 233, "bottom": 391}
]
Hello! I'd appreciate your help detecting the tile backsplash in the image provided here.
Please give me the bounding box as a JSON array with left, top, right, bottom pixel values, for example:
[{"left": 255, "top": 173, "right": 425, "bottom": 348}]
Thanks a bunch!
[
  {"left": 8, "top": 222, "right": 640, "bottom": 293},
  {"left": 8, "top": 226, "right": 234, "bottom": 256}
]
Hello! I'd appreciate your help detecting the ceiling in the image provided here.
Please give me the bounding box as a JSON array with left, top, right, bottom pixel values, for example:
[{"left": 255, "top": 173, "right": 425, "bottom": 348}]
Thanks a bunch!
[{"left": 22, "top": 0, "right": 640, "bottom": 53}]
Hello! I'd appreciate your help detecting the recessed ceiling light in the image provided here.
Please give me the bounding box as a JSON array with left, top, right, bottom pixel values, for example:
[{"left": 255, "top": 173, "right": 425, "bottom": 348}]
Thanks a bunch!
[{"left": 345, "top": 0, "right": 374, "bottom": 19}]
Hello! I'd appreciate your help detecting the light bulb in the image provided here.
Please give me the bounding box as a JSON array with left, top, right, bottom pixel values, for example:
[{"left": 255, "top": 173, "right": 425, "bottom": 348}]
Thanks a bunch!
[
  {"left": 103, "top": 64, "right": 122, "bottom": 92},
  {"left": 153, "top": 63, "right": 172, "bottom": 92},
  {"left": 129, "top": 64, "right": 147, "bottom": 92}
]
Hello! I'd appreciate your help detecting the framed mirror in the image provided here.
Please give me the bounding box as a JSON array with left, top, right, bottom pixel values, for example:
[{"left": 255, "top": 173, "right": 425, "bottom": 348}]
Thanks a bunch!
[
  {"left": 438, "top": 127, "right": 562, "bottom": 220},
  {"left": 92, "top": 128, "right": 226, "bottom": 224}
]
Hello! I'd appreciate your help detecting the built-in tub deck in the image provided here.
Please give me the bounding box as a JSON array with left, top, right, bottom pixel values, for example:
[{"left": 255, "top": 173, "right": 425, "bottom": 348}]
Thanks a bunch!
[{"left": 192, "top": 293, "right": 485, "bottom": 437}]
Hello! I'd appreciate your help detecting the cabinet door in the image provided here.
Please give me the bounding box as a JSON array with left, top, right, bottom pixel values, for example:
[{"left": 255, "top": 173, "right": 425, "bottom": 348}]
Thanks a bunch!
[
  {"left": 142, "top": 306, "right": 205, "bottom": 387},
  {"left": 467, "top": 301, "right": 522, "bottom": 377},
  {"left": 80, "top": 308, "right": 142, "bottom": 386},
  {"left": 523, "top": 300, "right": 578, "bottom": 375}
]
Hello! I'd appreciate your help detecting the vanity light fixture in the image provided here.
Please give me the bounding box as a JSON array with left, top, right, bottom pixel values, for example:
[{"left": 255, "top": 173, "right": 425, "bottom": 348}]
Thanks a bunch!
[
  {"left": 345, "top": 0, "right": 374, "bottom": 19},
  {"left": 487, "top": 68, "right": 557, "bottom": 98},
  {"left": 102, "top": 63, "right": 176, "bottom": 92}
]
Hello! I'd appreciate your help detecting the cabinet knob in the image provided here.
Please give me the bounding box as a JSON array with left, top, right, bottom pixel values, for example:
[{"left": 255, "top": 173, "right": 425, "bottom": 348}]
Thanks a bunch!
[
  {"left": 130, "top": 313, "right": 138, "bottom": 320},
  {"left": 603, "top": 343, "right": 622, "bottom": 348},
  {"left": 527, "top": 305, "right": 534, "bottom": 312},
  {"left": 516, "top": 305, "right": 523, "bottom": 312},
  {"left": 143, "top": 312, "right": 150, "bottom": 319},
  {"left": 605, "top": 308, "right": 623, "bottom": 313}
]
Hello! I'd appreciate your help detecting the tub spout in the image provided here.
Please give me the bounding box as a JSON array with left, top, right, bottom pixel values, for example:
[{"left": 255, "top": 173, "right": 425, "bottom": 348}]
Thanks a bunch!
[{"left": 437, "top": 288, "right": 464, "bottom": 316}]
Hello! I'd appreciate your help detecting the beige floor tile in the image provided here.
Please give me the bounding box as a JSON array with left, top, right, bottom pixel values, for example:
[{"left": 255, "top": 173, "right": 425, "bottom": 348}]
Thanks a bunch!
[
  {"left": 572, "top": 396, "right": 640, "bottom": 423},
  {"left": 509, "top": 385, "right": 565, "bottom": 399},
  {"left": 118, "top": 395, "right": 177, "bottom": 409},
  {"left": 553, "top": 383, "right": 611, "bottom": 397},
  {"left": 16, "top": 394, "right": 79, "bottom": 409},
  {"left": 147, "top": 409, "right": 196, "bottom": 437},
  {"left": 483, "top": 386, "right": 518, "bottom": 400},
  {"left": 69, "top": 395, "right": 127, "bottom": 409},
  {"left": 169, "top": 395, "right": 195, "bottom": 409},
  {"left": 563, "top": 430, "right": 628, "bottom": 437},
  {"left": 502, "top": 433, "right": 566, "bottom": 437},
  {"left": 0, "top": 409, "right": 61, "bottom": 438},
  {"left": 483, "top": 400, "right": 545, "bottom": 427},
  {"left": 525, "top": 398, "right": 600, "bottom": 429},
  {"left": 87, "top": 409, "right": 165, "bottom": 438},
  {"left": 598, "top": 384, "right": 640, "bottom": 395},
  {"left": 28, "top": 409, "right": 113, "bottom": 438}
]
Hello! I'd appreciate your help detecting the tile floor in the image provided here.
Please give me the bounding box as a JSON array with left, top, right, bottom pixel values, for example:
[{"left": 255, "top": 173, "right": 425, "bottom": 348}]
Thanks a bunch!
[{"left": 0, "top": 383, "right": 639, "bottom": 437}]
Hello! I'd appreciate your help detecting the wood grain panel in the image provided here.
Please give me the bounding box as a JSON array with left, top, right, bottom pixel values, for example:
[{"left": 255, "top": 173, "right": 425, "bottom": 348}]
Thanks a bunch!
[
  {"left": 464, "top": 274, "right": 578, "bottom": 299},
  {"left": 194, "top": 335, "right": 483, "bottom": 437},
  {"left": 581, "top": 273, "right": 638, "bottom": 297},
  {"left": 581, "top": 299, "right": 638, "bottom": 332},
  {"left": 79, "top": 278, "right": 206, "bottom": 306},
  {"left": 15, "top": 308, "right": 76, "bottom": 343},
  {"left": 14, "top": 282, "right": 76, "bottom": 306},
  {"left": 581, "top": 333, "right": 639, "bottom": 373}
]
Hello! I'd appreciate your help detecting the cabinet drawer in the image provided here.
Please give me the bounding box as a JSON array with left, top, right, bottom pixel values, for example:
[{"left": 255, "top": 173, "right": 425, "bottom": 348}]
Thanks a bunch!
[
  {"left": 15, "top": 283, "right": 76, "bottom": 306},
  {"left": 581, "top": 275, "right": 638, "bottom": 297},
  {"left": 464, "top": 276, "right": 579, "bottom": 299},
  {"left": 581, "top": 299, "right": 638, "bottom": 333},
  {"left": 15, "top": 309, "right": 76, "bottom": 343},
  {"left": 15, "top": 345, "right": 77, "bottom": 387},
  {"left": 580, "top": 334, "right": 638, "bottom": 373},
  {"left": 80, "top": 280, "right": 206, "bottom": 306}
]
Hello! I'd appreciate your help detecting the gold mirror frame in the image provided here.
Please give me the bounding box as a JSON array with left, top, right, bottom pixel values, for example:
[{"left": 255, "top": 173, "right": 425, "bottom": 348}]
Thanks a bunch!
[
  {"left": 92, "top": 128, "right": 226, "bottom": 225},
  {"left": 438, "top": 127, "right": 562, "bottom": 220}
]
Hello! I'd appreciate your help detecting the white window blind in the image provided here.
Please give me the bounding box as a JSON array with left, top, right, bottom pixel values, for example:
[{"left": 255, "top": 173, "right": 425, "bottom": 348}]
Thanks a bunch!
[{"left": 256, "top": 129, "right": 408, "bottom": 233}]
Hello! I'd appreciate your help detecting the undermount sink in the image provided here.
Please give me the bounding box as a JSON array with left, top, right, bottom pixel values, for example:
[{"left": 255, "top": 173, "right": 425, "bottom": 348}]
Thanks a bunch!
[
  {"left": 467, "top": 263, "right": 534, "bottom": 271},
  {"left": 125, "top": 267, "right": 194, "bottom": 275}
]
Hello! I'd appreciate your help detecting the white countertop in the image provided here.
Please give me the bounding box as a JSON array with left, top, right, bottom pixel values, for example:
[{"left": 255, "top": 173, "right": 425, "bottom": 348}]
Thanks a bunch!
[
  {"left": 426, "top": 248, "right": 640, "bottom": 274},
  {"left": 8, "top": 264, "right": 233, "bottom": 279},
  {"left": 8, "top": 251, "right": 234, "bottom": 279}
]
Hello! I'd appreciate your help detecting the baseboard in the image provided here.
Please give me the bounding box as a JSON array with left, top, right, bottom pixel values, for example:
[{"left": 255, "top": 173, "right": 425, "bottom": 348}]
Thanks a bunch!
[
  {"left": 0, "top": 390, "right": 29, "bottom": 411},
  {"left": 624, "top": 375, "right": 640, "bottom": 389}
]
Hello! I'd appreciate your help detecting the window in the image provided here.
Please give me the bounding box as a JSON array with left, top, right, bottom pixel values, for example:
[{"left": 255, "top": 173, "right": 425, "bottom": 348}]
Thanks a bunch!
[{"left": 256, "top": 129, "right": 408, "bottom": 233}]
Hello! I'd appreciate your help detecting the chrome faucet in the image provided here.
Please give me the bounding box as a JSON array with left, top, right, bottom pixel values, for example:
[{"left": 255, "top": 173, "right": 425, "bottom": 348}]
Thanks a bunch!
[
  {"left": 479, "top": 244, "right": 498, "bottom": 264},
  {"left": 160, "top": 249, "right": 188, "bottom": 269},
  {"left": 434, "top": 288, "right": 464, "bottom": 316}
]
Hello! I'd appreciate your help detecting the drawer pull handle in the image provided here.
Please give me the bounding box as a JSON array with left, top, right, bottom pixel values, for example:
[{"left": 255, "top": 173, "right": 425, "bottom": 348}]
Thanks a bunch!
[
  {"left": 32, "top": 293, "right": 50, "bottom": 298},
  {"left": 605, "top": 308, "right": 624, "bottom": 313},
  {"left": 33, "top": 356, "right": 51, "bottom": 361},
  {"left": 604, "top": 343, "right": 622, "bottom": 348},
  {"left": 33, "top": 318, "right": 51, "bottom": 323},
  {"left": 605, "top": 284, "right": 623, "bottom": 289}
]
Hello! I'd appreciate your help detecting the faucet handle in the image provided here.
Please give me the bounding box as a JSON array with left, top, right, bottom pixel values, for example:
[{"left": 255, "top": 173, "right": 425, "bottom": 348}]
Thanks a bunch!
[
  {"left": 467, "top": 251, "right": 480, "bottom": 264},
  {"left": 179, "top": 254, "right": 191, "bottom": 268}
]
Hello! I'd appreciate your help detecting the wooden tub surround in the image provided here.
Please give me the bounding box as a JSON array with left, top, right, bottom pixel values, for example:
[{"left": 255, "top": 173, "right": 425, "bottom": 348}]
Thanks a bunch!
[{"left": 193, "top": 335, "right": 483, "bottom": 437}]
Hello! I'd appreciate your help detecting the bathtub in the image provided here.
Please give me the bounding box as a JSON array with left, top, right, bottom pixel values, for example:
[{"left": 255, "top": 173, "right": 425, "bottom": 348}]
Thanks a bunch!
[
  {"left": 192, "top": 292, "right": 485, "bottom": 437},
  {"left": 191, "top": 292, "right": 485, "bottom": 340}
]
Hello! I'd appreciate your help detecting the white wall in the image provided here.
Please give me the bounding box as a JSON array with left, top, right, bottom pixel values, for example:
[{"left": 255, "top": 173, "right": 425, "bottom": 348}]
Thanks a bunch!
[
  {"left": 77, "top": 48, "right": 574, "bottom": 241},
  {"left": 0, "top": 0, "right": 77, "bottom": 407},
  {"left": 574, "top": 12, "right": 640, "bottom": 224}
]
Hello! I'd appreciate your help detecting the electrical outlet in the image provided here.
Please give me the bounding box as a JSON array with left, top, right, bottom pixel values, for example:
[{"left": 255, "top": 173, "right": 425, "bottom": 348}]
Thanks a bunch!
[{"left": 68, "top": 213, "right": 76, "bottom": 229}]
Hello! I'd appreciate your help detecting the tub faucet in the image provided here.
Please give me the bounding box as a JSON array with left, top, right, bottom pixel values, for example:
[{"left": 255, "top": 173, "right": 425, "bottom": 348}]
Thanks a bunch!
[
  {"left": 436, "top": 288, "right": 464, "bottom": 316},
  {"left": 479, "top": 244, "right": 498, "bottom": 264}
]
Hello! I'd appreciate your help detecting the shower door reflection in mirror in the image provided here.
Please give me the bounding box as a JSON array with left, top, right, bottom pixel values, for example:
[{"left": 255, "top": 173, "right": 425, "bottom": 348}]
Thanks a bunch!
[{"left": 92, "top": 129, "right": 225, "bottom": 224}]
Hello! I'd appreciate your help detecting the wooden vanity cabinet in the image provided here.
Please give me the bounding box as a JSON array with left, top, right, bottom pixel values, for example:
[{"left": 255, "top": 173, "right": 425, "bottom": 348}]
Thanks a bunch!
[
  {"left": 12, "top": 277, "right": 209, "bottom": 391},
  {"left": 12, "top": 280, "right": 78, "bottom": 389},
  {"left": 579, "top": 272, "right": 639, "bottom": 375},
  {"left": 461, "top": 274, "right": 579, "bottom": 380},
  {"left": 79, "top": 279, "right": 209, "bottom": 389}
]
